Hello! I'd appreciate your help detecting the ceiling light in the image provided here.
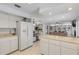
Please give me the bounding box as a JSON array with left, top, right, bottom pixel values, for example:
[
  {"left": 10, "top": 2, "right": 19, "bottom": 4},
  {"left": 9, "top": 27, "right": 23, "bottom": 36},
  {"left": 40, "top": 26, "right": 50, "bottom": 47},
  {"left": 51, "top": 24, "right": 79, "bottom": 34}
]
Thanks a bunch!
[
  {"left": 33, "top": 24, "right": 36, "bottom": 26},
  {"left": 68, "top": 8, "right": 72, "bottom": 11},
  {"left": 27, "top": 3, "right": 32, "bottom": 5},
  {"left": 62, "top": 16, "right": 64, "bottom": 18},
  {"left": 49, "top": 12, "right": 52, "bottom": 15}
]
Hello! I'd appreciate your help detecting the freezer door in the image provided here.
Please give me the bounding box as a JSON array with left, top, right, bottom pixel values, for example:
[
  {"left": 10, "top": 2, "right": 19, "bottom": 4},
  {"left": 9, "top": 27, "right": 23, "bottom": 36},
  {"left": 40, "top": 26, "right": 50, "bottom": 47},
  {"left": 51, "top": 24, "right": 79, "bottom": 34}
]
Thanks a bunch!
[
  {"left": 27, "top": 23, "right": 33, "bottom": 47},
  {"left": 19, "top": 22, "right": 28, "bottom": 50}
]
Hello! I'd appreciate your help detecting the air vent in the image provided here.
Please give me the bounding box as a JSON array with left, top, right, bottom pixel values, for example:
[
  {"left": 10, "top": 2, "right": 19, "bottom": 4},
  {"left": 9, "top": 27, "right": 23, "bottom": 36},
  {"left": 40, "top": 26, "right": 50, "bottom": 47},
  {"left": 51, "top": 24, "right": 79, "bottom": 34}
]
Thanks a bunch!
[
  {"left": 22, "top": 17, "right": 31, "bottom": 22},
  {"left": 23, "top": 18, "right": 27, "bottom": 22},
  {"left": 14, "top": 4, "right": 21, "bottom": 8}
]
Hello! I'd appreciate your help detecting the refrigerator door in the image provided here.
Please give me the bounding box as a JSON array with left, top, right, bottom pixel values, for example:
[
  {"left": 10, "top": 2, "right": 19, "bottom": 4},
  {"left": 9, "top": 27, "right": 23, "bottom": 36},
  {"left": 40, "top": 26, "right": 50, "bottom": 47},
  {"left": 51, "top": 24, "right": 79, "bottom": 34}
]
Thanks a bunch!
[
  {"left": 19, "top": 22, "right": 28, "bottom": 50},
  {"left": 27, "top": 23, "right": 33, "bottom": 47}
]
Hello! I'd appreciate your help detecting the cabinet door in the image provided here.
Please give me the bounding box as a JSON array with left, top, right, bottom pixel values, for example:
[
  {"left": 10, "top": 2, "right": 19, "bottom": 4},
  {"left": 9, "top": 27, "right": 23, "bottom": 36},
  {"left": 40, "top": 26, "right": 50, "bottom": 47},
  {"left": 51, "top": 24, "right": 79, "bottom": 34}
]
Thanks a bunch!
[
  {"left": 9, "top": 15, "right": 16, "bottom": 28},
  {"left": 61, "top": 41, "right": 78, "bottom": 50},
  {"left": 40, "top": 39, "right": 49, "bottom": 55},
  {"left": 0, "top": 12, "right": 9, "bottom": 28},
  {"left": 10, "top": 39, "right": 18, "bottom": 52},
  {"left": 49, "top": 40, "right": 60, "bottom": 55},
  {"left": 0, "top": 39, "right": 10, "bottom": 55},
  {"left": 61, "top": 47, "right": 77, "bottom": 55},
  {"left": 0, "top": 39, "right": 1, "bottom": 54}
]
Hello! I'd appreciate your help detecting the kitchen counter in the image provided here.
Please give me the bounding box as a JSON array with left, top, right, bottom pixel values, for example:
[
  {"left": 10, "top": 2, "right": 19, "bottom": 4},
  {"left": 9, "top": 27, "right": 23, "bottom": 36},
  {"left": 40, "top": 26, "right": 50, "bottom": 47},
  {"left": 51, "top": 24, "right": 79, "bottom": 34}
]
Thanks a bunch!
[
  {"left": 0, "top": 33, "right": 17, "bottom": 39},
  {"left": 40, "top": 35, "right": 79, "bottom": 55},
  {"left": 49, "top": 32, "right": 67, "bottom": 36},
  {"left": 40, "top": 34, "right": 79, "bottom": 44},
  {"left": 0, "top": 33, "right": 18, "bottom": 55}
]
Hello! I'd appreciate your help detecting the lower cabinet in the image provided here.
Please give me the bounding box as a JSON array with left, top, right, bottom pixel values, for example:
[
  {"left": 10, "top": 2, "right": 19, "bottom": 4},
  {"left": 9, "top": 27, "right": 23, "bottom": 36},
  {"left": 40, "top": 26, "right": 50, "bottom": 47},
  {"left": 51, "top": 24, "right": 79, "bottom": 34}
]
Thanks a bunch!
[
  {"left": 61, "top": 41, "right": 78, "bottom": 55},
  {"left": 40, "top": 38, "right": 79, "bottom": 55},
  {"left": 0, "top": 39, "right": 10, "bottom": 55},
  {"left": 40, "top": 38, "right": 49, "bottom": 55},
  {"left": 49, "top": 45, "right": 60, "bottom": 55},
  {"left": 61, "top": 47, "right": 77, "bottom": 55},
  {"left": 0, "top": 37, "right": 18, "bottom": 55},
  {"left": 10, "top": 39, "right": 18, "bottom": 52},
  {"left": 49, "top": 40, "right": 60, "bottom": 55}
]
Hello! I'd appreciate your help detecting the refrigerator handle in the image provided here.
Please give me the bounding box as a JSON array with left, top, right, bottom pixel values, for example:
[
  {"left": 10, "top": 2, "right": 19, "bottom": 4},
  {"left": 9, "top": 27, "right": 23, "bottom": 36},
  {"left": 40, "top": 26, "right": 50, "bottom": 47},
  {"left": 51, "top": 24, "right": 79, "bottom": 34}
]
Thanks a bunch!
[{"left": 27, "top": 24, "right": 28, "bottom": 40}]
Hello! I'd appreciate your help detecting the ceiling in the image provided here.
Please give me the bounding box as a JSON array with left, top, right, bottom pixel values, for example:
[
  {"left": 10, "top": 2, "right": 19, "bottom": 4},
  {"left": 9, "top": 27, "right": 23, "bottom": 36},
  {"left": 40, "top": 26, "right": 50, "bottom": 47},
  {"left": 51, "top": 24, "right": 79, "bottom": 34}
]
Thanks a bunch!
[{"left": 1, "top": 3, "right": 79, "bottom": 24}]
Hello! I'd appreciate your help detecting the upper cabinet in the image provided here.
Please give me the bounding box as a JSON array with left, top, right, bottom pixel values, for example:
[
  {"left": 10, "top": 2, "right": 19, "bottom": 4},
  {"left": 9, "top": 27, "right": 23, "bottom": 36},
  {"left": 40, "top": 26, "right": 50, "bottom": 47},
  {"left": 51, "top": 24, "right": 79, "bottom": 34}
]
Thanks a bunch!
[
  {"left": 0, "top": 11, "right": 23, "bottom": 28},
  {"left": 9, "top": 15, "right": 23, "bottom": 28},
  {"left": 0, "top": 12, "right": 9, "bottom": 28},
  {"left": 9, "top": 15, "right": 16, "bottom": 28}
]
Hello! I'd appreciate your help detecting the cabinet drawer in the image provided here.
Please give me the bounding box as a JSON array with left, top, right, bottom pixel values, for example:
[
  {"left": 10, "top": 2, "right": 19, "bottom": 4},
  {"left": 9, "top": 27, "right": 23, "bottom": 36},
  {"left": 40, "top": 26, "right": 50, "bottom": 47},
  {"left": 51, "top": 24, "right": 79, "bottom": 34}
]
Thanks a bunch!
[
  {"left": 49, "top": 39, "right": 60, "bottom": 46},
  {"left": 0, "top": 39, "right": 10, "bottom": 55},
  {"left": 61, "top": 47, "right": 77, "bottom": 55},
  {"left": 49, "top": 45, "right": 60, "bottom": 55},
  {"left": 49, "top": 40, "right": 60, "bottom": 55},
  {"left": 61, "top": 41, "right": 79, "bottom": 50},
  {"left": 10, "top": 39, "right": 18, "bottom": 52},
  {"left": 40, "top": 38, "right": 49, "bottom": 55}
]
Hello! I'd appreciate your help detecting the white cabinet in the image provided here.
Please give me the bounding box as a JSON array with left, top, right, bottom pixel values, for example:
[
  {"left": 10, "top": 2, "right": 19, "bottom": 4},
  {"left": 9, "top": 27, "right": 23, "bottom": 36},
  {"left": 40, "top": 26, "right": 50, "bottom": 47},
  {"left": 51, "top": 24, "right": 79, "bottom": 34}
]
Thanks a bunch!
[
  {"left": 10, "top": 20, "right": 16, "bottom": 28},
  {"left": 49, "top": 44, "right": 60, "bottom": 55},
  {"left": 61, "top": 47, "right": 77, "bottom": 55},
  {"left": 61, "top": 41, "right": 78, "bottom": 50},
  {"left": 0, "top": 11, "right": 23, "bottom": 28},
  {"left": 10, "top": 39, "right": 18, "bottom": 52},
  {"left": 61, "top": 41, "right": 79, "bottom": 55},
  {"left": 0, "top": 39, "right": 10, "bottom": 55},
  {"left": 40, "top": 38, "right": 49, "bottom": 55},
  {"left": 0, "top": 12, "right": 9, "bottom": 28},
  {"left": 40, "top": 39, "right": 60, "bottom": 55},
  {"left": 40, "top": 38, "right": 79, "bottom": 55},
  {"left": 49, "top": 40, "right": 60, "bottom": 55},
  {"left": 0, "top": 37, "right": 18, "bottom": 55},
  {"left": 9, "top": 15, "right": 16, "bottom": 28},
  {"left": 9, "top": 15, "right": 23, "bottom": 28}
]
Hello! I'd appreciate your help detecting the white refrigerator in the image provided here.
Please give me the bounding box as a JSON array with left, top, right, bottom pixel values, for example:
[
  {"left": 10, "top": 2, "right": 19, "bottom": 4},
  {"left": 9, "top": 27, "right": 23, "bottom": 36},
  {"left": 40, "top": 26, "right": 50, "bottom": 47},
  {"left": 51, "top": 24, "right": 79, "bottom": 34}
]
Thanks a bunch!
[{"left": 17, "top": 21, "right": 33, "bottom": 51}]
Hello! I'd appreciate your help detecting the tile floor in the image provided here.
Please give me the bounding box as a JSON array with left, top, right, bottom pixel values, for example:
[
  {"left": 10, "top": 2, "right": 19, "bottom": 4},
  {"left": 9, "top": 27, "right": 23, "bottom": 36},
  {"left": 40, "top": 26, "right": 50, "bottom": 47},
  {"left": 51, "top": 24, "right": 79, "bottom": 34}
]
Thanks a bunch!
[{"left": 10, "top": 41, "right": 41, "bottom": 55}]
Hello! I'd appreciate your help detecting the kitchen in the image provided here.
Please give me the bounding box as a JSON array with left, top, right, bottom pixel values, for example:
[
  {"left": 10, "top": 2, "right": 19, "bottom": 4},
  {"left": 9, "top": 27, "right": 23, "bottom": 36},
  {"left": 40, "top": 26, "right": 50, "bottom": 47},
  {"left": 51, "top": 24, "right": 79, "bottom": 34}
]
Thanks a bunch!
[{"left": 0, "top": 3, "right": 79, "bottom": 55}]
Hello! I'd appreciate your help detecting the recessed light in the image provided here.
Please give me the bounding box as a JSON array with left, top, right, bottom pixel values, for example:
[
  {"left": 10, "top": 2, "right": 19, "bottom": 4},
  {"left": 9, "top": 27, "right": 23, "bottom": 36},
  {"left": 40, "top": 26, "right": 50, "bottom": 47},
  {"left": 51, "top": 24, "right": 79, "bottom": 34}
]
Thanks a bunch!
[
  {"left": 68, "top": 8, "right": 72, "bottom": 11},
  {"left": 49, "top": 12, "right": 52, "bottom": 15},
  {"left": 27, "top": 3, "right": 32, "bottom": 5},
  {"left": 62, "top": 16, "right": 64, "bottom": 18}
]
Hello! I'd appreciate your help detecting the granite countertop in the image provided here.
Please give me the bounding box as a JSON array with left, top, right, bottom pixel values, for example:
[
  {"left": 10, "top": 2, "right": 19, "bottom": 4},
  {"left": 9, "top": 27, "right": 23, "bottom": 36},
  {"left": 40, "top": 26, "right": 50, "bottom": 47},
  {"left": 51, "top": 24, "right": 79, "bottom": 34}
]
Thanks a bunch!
[{"left": 40, "top": 35, "right": 79, "bottom": 44}]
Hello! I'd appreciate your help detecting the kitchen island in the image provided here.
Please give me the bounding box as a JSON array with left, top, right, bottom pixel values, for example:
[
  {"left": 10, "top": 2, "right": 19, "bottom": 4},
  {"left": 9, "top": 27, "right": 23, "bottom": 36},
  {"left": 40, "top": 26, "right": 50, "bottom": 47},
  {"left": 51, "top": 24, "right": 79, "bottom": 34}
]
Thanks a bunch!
[
  {"left": 0, "top": 33, "right": 18, "bottom": 55},
  {"left": 40, "top": 35, "right": 79, "bottom": 55}
]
